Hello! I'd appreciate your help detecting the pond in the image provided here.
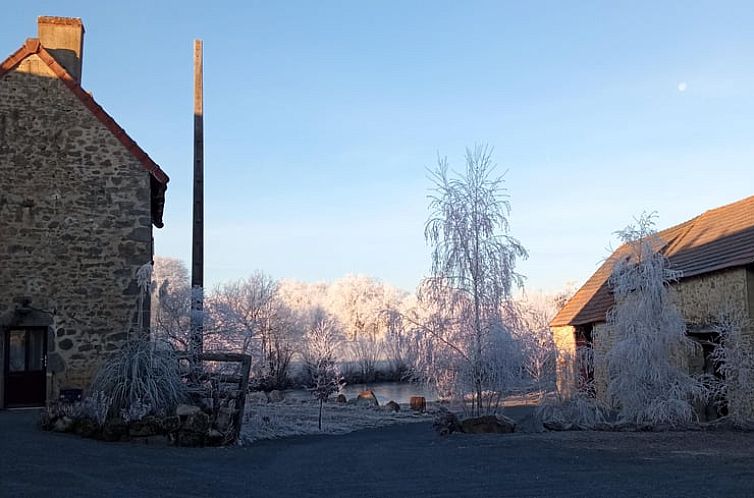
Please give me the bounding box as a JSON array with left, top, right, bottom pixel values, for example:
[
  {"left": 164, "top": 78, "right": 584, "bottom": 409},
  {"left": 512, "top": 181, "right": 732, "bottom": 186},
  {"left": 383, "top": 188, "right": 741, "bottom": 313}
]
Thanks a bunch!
[{"left": 282, "top": 381, "right": 437, "bottom": 405}]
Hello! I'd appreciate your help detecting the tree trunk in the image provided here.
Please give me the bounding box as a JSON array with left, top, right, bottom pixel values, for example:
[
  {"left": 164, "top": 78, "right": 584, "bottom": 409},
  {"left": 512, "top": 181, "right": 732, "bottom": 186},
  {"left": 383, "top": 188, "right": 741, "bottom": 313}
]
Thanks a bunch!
[{"left": 319, "top": 399, "right": 324, "bottom": 430}]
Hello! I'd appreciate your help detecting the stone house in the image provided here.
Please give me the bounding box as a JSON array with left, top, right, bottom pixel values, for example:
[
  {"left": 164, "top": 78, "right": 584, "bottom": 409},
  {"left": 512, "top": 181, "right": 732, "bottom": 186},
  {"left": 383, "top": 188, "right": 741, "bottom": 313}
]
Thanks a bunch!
[
  {"left": 0, "top": 17, "right": 169, "bottom": 408},
  {"left": 551, "top": 195, "right": 754, "bottom": 408}
]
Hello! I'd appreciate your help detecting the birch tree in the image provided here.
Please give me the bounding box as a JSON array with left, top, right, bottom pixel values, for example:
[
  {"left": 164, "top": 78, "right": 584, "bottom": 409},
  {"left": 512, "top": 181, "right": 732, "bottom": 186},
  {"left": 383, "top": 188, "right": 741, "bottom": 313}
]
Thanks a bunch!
[{"left": 417, "top": 144, "right": 527, "bottom": 416}]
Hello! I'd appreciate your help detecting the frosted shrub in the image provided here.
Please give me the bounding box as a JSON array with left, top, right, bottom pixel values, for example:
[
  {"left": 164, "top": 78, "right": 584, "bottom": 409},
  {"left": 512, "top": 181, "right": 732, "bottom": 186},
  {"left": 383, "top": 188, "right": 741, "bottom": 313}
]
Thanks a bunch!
[
  {"left": 536, "top": 346, "right": 607, "bottom": 430},
  {"left": 120, "top": 397, "right": 152, "bottom": 423},
  {"left": 90, "top": 338, "right": 187, "bottom": 420},
  {"left": 80, "top": 391, "right": 112, "bottom": 427},
  {"left": 605, "top": 213, "right": 704, "bottom": 428},
  {"left": 707, "top": 313, "right": 754, "bottom": 425}
]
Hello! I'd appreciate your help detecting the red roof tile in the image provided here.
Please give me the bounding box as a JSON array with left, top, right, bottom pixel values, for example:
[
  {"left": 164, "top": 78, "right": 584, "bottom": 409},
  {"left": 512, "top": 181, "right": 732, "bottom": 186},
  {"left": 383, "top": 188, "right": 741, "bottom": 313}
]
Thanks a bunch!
[{"left": 551, "top": 195, "right": 754, "bottom": 327}]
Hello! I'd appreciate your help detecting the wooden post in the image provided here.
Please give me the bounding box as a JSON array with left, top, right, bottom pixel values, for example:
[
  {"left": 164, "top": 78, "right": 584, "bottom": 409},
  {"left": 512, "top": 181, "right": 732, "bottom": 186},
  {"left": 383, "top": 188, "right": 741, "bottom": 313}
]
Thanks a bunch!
[{"left": 190, "top": 39, "right": 204, "bottom": 359}]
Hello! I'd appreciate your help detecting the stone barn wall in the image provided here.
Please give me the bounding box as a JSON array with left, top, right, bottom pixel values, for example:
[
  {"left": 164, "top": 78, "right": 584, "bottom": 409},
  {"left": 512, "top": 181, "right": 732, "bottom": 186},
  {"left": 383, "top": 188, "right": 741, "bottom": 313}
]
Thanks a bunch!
[
  {"left": 0, "top": 54, "right": 154, "bottom": 407},
  {"left": 551, "top": 325, "right": 576, "bottom": 398}
]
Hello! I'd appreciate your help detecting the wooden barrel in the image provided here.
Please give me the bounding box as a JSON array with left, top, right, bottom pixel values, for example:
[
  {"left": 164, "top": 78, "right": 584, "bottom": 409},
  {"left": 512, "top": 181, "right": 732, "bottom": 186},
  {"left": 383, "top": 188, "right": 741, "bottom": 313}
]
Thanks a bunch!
[{"left": 410, "top": 396, "right": 426, "bottom": 412}]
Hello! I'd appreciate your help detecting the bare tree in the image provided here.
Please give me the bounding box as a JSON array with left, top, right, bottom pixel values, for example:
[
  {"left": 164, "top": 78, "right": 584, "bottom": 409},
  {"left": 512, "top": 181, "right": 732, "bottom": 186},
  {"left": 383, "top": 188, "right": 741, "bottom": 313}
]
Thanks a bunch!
[
  {"left": 210, "top": 273, "right": 299, "bottom": 389},
  {"left": 508, "top": 294, "right": 559, "bottom": 399},
  {"left": 416, "top": 144, "right": 528, "bottom": 416},
  {"left": 151, "top": 256, "right": 192, "bottom": 348}
]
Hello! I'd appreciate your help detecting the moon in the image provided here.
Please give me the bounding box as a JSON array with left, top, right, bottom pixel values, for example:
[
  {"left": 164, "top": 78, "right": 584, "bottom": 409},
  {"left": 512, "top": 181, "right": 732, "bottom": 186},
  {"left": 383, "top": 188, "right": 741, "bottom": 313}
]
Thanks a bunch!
[{"left": 677, "top": 82, "right": 688, "bottom": 92}]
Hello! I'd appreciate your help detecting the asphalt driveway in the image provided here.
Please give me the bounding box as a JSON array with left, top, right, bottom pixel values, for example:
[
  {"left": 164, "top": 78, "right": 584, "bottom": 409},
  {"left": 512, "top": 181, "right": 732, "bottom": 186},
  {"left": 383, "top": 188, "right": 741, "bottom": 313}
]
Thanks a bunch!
[{"left": 2, "top": 409, "right": 754, "bottom": 497}]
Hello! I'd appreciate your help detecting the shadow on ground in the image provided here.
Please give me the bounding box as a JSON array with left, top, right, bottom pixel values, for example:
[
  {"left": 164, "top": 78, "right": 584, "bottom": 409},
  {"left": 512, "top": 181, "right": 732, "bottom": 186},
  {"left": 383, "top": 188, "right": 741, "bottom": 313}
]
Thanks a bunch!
[{"left": 2, "top": 409, "right": 754, "bottom": 497}]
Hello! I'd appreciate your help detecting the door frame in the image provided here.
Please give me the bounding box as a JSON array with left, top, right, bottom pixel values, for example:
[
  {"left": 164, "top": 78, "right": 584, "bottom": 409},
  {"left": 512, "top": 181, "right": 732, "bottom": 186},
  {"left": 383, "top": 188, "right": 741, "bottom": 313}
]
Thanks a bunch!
[{"left": 3, "top": 326, "right": 48, "bottom": 408}]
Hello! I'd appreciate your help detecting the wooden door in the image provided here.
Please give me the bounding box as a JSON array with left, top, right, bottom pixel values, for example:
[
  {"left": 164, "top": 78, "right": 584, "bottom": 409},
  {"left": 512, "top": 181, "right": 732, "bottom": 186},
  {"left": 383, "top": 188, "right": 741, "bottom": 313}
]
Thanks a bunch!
[{"left": 4, "top": 328, "right": 47, "bottom": 407}]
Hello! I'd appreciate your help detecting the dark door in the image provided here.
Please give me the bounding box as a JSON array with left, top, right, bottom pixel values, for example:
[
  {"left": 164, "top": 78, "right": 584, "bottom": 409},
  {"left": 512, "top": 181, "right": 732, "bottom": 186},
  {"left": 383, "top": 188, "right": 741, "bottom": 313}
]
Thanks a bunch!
[{"left": 4, "top": 328, "right": 47, "bottom": 407}]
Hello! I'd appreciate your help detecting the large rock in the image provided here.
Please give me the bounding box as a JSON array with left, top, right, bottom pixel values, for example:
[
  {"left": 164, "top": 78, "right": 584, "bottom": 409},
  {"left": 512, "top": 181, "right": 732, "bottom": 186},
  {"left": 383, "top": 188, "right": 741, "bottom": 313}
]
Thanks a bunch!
[
  {"left": 384, "top": 400, "right": 400, "bottom": 412},
  {"left": 355, "top": 389, "right": 379, "bottom": 407},
  {"left": 129, "top": 416, "right": 161, "bottom": 438},
  {"left": 160, "top": 415, "right": 181, "bottom": 433},
  {"left": 460, "top": 415, "right": 516, "bottom": 434},
  {"left": 176, "top": 404, "right": 202, "bottom": 417},
  {"left": 336, "top": 394, "right": 347, "bottom": 404},
  {"left": 268, "top": 390, "right": 285, "bottom": 403},
  {"left": 433, "top": 408, "right": 462, "bottom": 435},
  {"left": 182, "top": 411, "right": 210, "bottom": 433}
]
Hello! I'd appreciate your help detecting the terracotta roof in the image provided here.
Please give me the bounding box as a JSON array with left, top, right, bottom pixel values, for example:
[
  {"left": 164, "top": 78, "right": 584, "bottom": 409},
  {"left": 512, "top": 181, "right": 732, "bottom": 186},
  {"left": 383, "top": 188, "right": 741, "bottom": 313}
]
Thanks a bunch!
[
  {"left": 551, "top": 195, "right": 754, "bottom": 327},
  {"left": 0, "top": 38, "right": 169, "bottom": 226}
]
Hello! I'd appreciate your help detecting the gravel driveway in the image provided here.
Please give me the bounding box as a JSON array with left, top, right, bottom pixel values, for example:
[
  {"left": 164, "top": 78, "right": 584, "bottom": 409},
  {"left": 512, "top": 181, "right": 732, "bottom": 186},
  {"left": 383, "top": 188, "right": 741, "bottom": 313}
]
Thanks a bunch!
[{"left": 2, "top": 409, "right": 754, "bottom": 497}]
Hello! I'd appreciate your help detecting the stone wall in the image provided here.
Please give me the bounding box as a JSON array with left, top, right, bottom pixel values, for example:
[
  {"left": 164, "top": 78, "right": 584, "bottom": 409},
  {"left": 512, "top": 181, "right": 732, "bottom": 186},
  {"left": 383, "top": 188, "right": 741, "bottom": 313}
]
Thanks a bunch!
[
  {"left": 673, "top": 267, "right": 751, "bottom": 331},
  {"left": 551, "top": 325, "right": 576, "bottom": 398},
  {"left": 0, "top": 55, "right": 154, "bottom": 407}
]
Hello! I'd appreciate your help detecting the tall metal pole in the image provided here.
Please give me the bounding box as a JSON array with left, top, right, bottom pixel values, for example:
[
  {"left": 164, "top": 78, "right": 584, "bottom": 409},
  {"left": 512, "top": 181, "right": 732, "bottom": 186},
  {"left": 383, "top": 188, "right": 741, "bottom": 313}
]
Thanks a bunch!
[{"left": 190, "top": 39, "right": 204, "bottom": 359}]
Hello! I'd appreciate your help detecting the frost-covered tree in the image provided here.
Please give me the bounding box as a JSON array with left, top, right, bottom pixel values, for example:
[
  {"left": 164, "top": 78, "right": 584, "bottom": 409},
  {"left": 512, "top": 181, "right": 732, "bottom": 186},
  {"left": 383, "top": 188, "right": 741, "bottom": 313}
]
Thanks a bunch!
[
  {"left": 303, "top": 308, "right": 345, "bottom": 430},
  {"left": 210, "top": 273, "right": 299, "bottom": 389},
  {"left": 707, "top": 313, "right": 754, "bottom": 424},
  {"left": 604, "top": 212, "right": 704, "bottom": 427},
  {"left": 151, "top": 256, "right": 192, "bottom": 347},
  {"left": 416, "top": 144, "right": 528, "bottom": 416},
  {"left": 507, "top": 293, "right": 561, "bottom": 398}
]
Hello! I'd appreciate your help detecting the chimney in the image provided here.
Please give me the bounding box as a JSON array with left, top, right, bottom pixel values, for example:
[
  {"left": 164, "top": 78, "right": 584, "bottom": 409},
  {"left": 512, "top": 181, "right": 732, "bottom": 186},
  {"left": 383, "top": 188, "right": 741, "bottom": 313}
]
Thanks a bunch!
[{"left": 37, "top": 16, "right": 85, "bottom": 83}]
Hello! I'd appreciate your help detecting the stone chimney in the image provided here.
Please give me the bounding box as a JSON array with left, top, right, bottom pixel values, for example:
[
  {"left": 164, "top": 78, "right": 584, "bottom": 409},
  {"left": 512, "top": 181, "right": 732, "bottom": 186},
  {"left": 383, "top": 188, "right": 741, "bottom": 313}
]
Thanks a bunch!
[{"left": 37, "top": 16, "right": 85, "bottom": 83}]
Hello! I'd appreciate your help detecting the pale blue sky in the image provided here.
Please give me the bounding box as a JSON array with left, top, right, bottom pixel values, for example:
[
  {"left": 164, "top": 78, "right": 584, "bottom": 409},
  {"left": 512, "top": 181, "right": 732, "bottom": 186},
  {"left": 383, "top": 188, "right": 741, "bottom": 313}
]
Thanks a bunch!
[{"left": 4, "top": 1, "right": 754, "bottom": 293}]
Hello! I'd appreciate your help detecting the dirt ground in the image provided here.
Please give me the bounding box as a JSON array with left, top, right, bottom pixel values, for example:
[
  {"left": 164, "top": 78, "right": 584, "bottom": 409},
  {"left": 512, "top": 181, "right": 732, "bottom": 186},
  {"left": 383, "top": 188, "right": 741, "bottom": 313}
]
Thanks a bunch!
[{"left": 2, "top": 409, "right": 754, "bottom": 497}]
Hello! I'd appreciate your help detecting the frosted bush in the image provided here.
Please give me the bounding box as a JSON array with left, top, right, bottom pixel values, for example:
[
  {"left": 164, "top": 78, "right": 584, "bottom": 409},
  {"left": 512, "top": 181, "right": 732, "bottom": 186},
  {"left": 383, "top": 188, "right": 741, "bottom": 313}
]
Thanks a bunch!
[
  {"left": 707, "top": 313, "right": 754, "bottom": 425},
  {"left": 90, "top": 338, "right": 187, "bottom": 420}
]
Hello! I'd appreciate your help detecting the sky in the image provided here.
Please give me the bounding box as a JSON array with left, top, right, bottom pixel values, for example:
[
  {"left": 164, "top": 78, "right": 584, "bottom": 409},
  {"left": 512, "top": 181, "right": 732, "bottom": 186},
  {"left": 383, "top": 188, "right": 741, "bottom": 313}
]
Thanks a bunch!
[{"left": 4, "top": 1, "right": 754, "bottom": 294}]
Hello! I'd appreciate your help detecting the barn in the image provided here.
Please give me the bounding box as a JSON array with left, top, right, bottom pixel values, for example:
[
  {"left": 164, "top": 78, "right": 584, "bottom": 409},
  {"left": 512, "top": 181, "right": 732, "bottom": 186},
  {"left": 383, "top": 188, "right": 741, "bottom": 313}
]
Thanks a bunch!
[{"left": 551, "top": 195, "right": 754, "bottom": 411}]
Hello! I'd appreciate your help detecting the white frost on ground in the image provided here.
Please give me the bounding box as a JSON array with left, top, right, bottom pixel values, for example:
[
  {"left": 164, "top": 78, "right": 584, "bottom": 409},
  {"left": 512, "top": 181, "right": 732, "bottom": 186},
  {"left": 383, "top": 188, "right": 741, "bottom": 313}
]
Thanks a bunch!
[
  {"left": 239, "top": 393, "right": 543, "bottom": 444},
  {"left": 240, "top": 399, "right": 434, "bottom": 444}
]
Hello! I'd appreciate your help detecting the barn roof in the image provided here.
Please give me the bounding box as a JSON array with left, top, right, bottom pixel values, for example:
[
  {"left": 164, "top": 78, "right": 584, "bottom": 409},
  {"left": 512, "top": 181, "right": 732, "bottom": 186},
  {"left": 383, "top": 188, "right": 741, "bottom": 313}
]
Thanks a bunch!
[
  {"left": 0, "top": 38, "right": 169, "bottom": 227},
  {"left": 551, "top": 194, "right": 754, "bottom": 327}
]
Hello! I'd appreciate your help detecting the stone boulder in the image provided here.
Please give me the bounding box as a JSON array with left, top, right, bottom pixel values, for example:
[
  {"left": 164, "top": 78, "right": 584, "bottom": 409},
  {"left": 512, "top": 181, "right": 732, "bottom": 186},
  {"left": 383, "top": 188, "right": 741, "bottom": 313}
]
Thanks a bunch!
[
  {"left": 355, "top": 389, "right": 379, "bottom": 407},
  {"left": 206, "top": 429, "right": 225, "bottom": 446},
  {"left": 101, "top": 419, "right": 129, "bottom": 442},
  {"left": 182, "top": 410, "right": 211, "bottom": 434},
  {"left": 383, "top": 400, "right": 400, "bottom": 413},
  {"left": 52, "top": 416, "right": 74, "bottom": 433},
  {"left": 460, "top": 415, "right": 516, "bottom": 434},
  {"left": 433, "top": 408, "right": 462, "bottom": 435},
  {"left": 129, "top": 416, "right": 161, "bottom": 438},
  {"left": 176, "top": 404, "right": 202, "bottom": 418},
  {"left": 160, "top": 415, "right": 182, "bottom": 433},
  {"left": 73, "top": 418, "right": 100, "bottom": 438},
  {"left": 336, "top": 394, "right": 347, "bottom": 403},
  {"left": 268, "top": 390, "right": 285, "bottom": 403}
]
